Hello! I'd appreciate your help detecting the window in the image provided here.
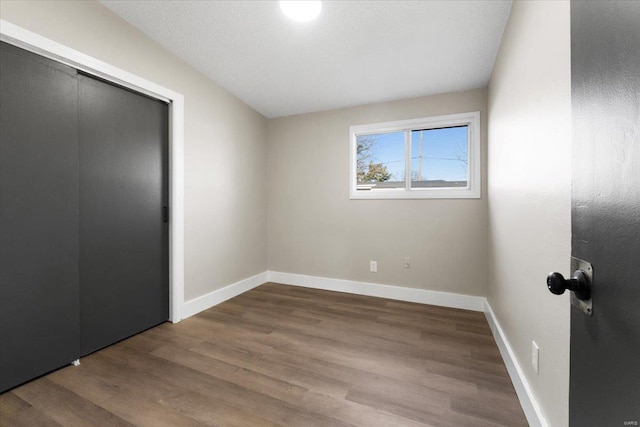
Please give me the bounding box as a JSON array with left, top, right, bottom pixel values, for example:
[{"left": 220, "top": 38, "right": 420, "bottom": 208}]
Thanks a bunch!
[{"left": 350, "top": 112, "right": 480, "bottom": 199}]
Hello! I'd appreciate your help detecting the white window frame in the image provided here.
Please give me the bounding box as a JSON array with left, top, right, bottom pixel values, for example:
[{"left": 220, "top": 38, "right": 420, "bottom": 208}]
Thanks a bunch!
[{"left": 349, "top": 111, "right": 481, "bottom": 200}]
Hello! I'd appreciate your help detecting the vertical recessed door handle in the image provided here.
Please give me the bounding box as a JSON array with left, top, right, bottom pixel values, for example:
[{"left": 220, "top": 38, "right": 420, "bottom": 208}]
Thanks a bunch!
[{"left": 162, "top": 206, "right": 169, "bottom": 223}]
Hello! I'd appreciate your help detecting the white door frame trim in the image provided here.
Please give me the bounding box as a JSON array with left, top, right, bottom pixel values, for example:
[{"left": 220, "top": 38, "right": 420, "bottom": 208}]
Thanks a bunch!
[{"left": 0, "top": 20, "right": 185, "bottom": 322}]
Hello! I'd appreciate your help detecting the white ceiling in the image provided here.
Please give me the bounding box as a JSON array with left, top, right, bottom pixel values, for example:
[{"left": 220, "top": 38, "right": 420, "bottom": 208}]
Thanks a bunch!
[{"left": 100, "top": 1, "right": 512, "bottom": 118}]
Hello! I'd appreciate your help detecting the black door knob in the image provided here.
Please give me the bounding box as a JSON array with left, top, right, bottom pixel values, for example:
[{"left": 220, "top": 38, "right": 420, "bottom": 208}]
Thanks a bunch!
[{"left": 547, "top": 271, "right": 591, "bottom": 300}]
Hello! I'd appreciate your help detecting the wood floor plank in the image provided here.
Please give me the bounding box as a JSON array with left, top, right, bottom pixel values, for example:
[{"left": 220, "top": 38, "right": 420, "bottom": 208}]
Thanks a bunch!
[
  {"left": 47, "top": 365, "right": 121, "bottom": 405},
  {"left": 151, "top": 344, "right": 311, "bottom": 402},
  {"left": 157, "top": 390, "right": 281, "bottom": 427},
  {"left": 451, "top": 396, "right": 529, "bottom": 426},
  {"left": 0, "top": 283, "right": 527, "bottom": 426},
  {"left": 12, "top": 378, "right": 134, "bottom": 427},
  {"left": 99, "top": 392, "right": 208, "bottom": 427},
  {"left": 153, "top": 342, "right": 430, "bottom": 427},
  {"left": 191, "top": 336, "right": 480, "bottom": 400},
  {"left": 101, "top": 344, "right": 355, "bottom": 427},
  {"left": 189, "top": 340, "right": 353, "bottom": 399},
  {"left": 0, "top": 391, "right": 31, "bottom": 419},
  {"left": 1, "top": 406, "right": 63, "bottom": 427}
]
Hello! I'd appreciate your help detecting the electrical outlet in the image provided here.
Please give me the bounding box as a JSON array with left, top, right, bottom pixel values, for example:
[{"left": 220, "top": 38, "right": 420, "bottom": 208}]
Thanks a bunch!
[
  {"left": 532, "top": 341, "right": 539, "bottom": 374},
  {"left": 404, "top": 257, "right": 411, "bottom": 268},
  {"left": 370, "top": 261, "right": 377, "bottom": 273}
]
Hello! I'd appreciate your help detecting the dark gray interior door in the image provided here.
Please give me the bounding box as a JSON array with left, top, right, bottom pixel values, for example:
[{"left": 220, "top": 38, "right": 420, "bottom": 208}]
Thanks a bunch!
[
  {"left": 78, "top": 74, "right": 169, "bottom": 356},
  {"left": 0, "top": 42, "right": 80, "bottom": 392},
  {"left": 570, "top": 1, "right": 640, "bottom": 425}
]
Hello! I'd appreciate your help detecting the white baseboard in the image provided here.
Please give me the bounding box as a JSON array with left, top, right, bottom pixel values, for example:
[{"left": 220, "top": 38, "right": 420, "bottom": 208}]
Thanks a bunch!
[
  {"left": 267, "top": 271, "right": 486, "bottom": 312},
  {"left": 484, "top": 301, "right": 548, "bottom": 427},
  {"left": 182, "top": 270, "right": 486, "bottom": 319},
  {"left": 181, "top": 272, "right": 268, "bottom": 319}
]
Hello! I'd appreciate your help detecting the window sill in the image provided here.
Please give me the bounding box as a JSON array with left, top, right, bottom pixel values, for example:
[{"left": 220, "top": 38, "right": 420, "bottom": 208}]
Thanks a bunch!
[{"left": 350, "top": 187, "right": 481, "bottom": 200}]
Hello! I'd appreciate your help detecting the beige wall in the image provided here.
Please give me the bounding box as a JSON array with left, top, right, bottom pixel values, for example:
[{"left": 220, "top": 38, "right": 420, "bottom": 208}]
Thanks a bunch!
[
  {"left": 267, "top": 89, "right": 488, "bottom": 296},
  {"left": 487, "top": 1, "right": 571, "bottom": 426},
  {"left": 1, "top": 3, "right": 573, "bottom": 423},
  {"left": 0, "top": 1, "right": 268, "bottom": 301}
]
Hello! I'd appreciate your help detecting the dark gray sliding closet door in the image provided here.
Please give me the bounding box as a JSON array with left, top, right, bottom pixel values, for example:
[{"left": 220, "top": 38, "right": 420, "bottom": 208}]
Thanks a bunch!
[
  {"left": 1, "top": 43, "right": 169, "bottom": 390},
  {"left": 0, "top": 42, "right": 80, "bottom": 392},
  {"left": 78, "top": 74, "right": 169, "bottom": 356}
]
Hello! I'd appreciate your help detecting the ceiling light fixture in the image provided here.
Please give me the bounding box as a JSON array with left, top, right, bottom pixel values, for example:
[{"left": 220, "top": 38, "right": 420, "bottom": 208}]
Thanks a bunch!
[{"left": 279, "top": 1, "right": 322, "bottom": 22}]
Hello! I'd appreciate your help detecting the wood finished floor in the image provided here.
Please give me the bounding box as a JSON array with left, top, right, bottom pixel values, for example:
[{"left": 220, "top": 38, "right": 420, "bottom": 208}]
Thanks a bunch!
[{"left": 0, "top": 283, "right": 527, "bottom": 427}]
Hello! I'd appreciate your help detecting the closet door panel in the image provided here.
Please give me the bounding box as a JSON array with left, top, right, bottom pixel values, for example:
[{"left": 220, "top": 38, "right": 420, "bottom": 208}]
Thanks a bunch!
[
  {"left": 0, "top": 42, "right": 80, "bottom": 392},
  {"left": 78, "top": 74, "right": 168, "bottom": 356}
]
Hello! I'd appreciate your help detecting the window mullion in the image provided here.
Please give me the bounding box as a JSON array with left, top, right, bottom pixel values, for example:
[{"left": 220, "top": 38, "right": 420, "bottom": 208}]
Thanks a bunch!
[
  {"left": 467, "top": 124, "right": 472, "bottom": 188},
  {"left": 405, "top": 130, "right": 411, "bottom": 191}
]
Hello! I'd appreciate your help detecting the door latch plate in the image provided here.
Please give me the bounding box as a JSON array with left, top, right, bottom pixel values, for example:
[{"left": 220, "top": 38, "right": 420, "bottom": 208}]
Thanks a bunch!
[{"left": 571, "top": 257, "right": 593, "bottom": 316}]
